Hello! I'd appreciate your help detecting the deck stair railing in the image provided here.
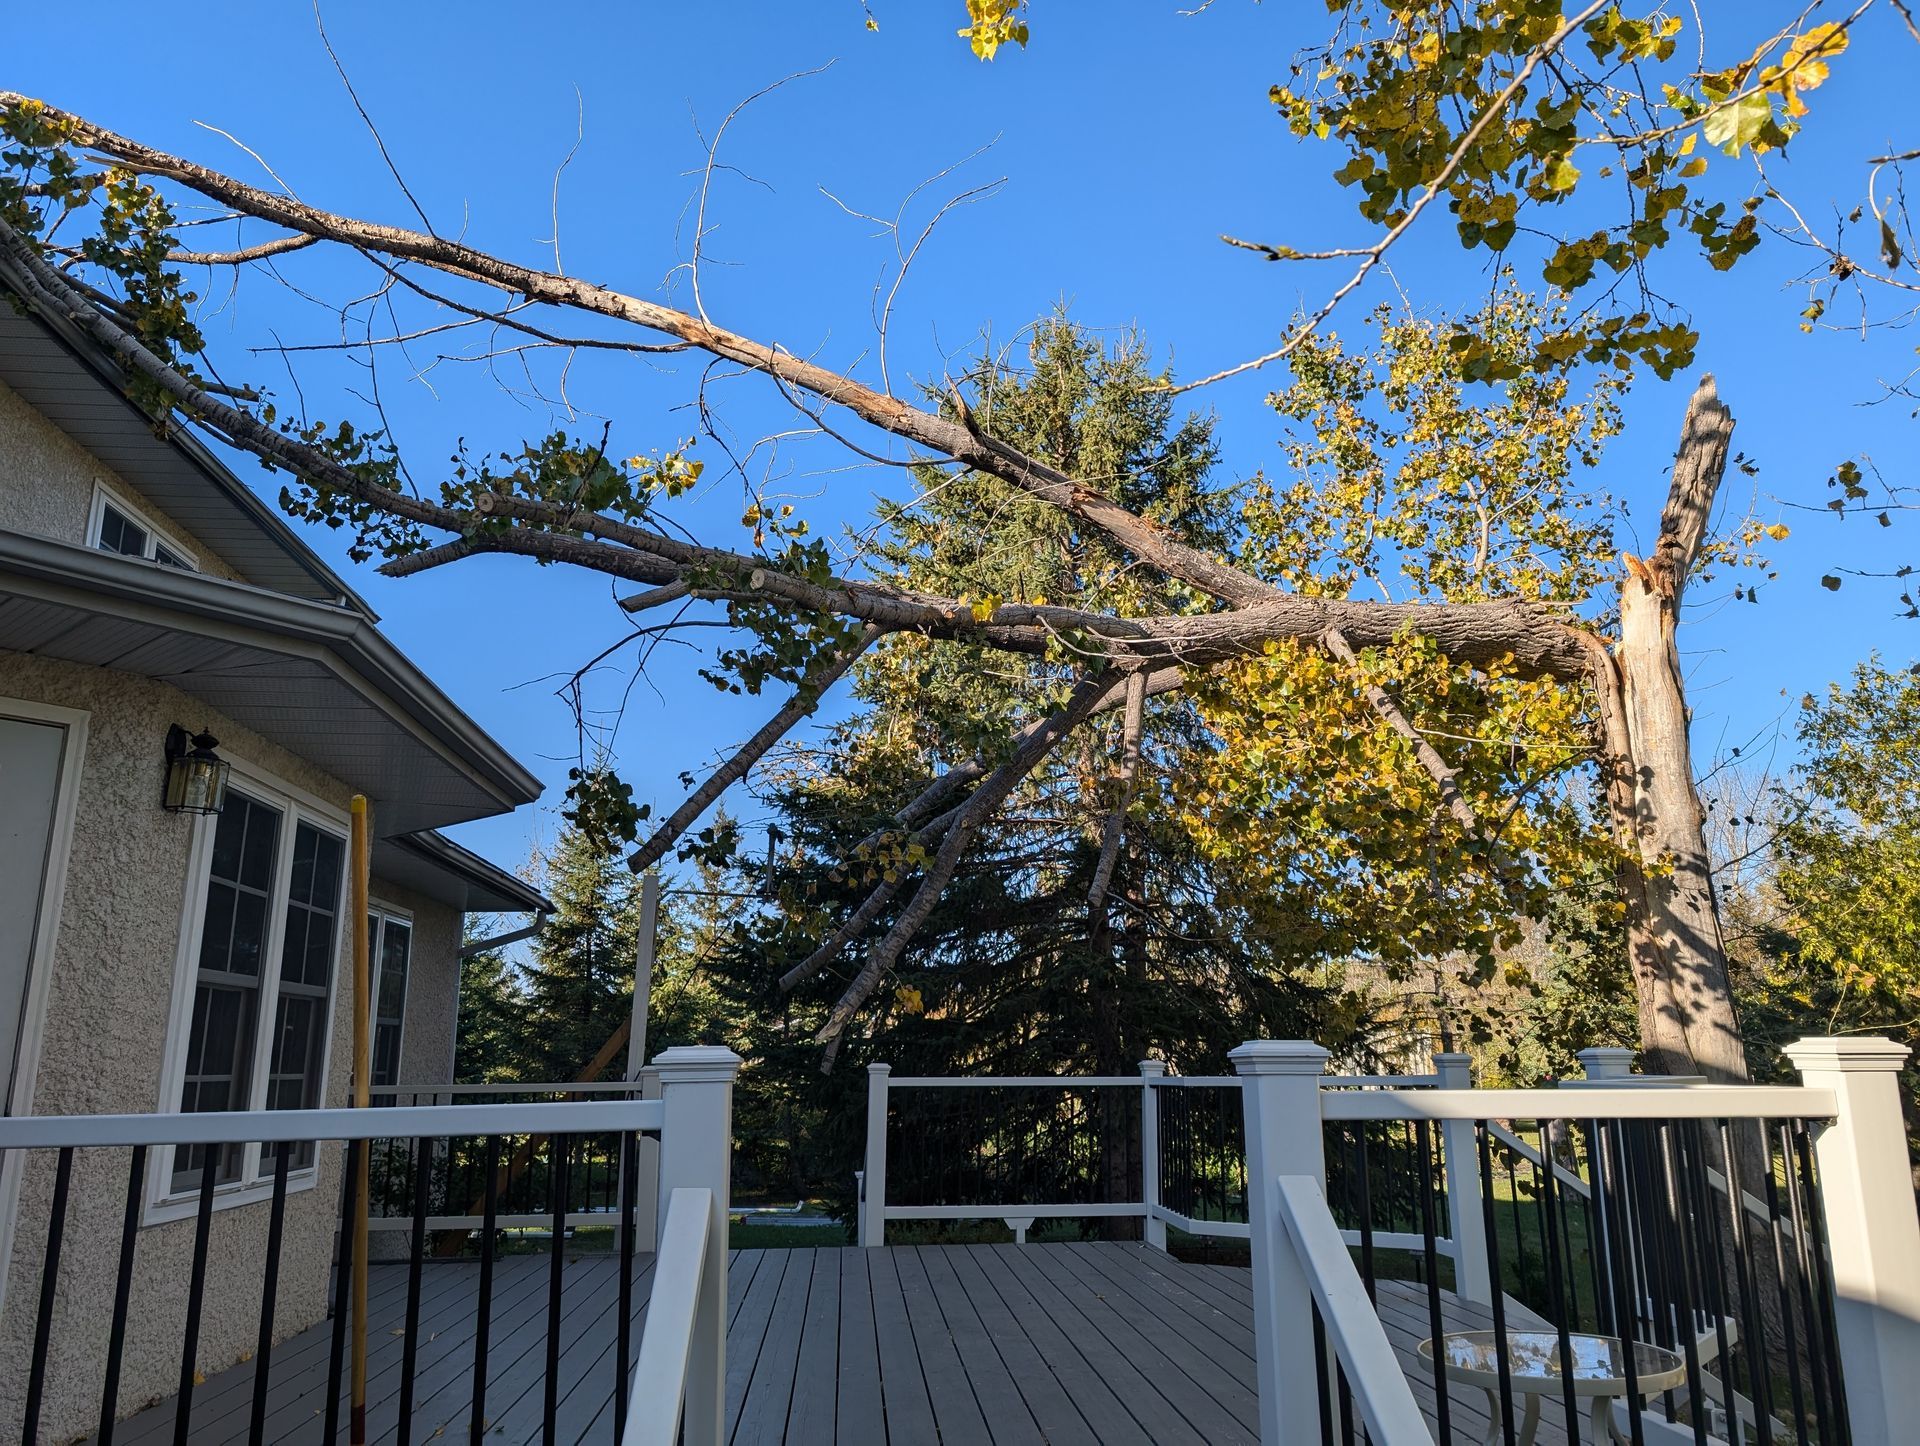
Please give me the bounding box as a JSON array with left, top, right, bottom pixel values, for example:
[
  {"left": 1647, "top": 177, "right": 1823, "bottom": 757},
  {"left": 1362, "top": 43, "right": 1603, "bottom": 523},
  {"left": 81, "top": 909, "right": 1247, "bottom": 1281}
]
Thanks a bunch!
[
  {"left": 1, "top": 1045, "right": 739, "bottom": 1446},
  {"left": 1234, "top": 1036, "right": 1920, "bottom": 1446}
]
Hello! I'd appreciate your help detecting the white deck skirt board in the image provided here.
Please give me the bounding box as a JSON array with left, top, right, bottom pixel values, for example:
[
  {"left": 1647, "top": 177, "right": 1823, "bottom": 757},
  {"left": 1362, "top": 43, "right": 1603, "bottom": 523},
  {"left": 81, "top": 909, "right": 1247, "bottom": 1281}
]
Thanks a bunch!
[{"left": 94, "top": 1242, "right": 1595, "bottom": 1446}]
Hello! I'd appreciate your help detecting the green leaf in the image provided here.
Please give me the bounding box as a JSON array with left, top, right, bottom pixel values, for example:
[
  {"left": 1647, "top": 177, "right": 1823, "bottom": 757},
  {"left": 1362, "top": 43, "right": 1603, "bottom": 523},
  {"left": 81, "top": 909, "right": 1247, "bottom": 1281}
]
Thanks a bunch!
[{"left": 1701, "top": 92, "right": 1772, "bottom": 156}]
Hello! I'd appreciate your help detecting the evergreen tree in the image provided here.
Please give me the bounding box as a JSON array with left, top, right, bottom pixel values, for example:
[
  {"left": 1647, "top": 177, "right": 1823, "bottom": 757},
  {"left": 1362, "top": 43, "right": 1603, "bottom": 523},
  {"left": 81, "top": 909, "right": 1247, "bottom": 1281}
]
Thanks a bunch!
[
  {"left": 454, "top": 940, "right": 530, "bottom": 1082},
  {"left": 520, "top": 817, "right": 649, "bottom": 1081},
  {"left": 708, "top": 317, "right": 1375, "bottom": 1219}
]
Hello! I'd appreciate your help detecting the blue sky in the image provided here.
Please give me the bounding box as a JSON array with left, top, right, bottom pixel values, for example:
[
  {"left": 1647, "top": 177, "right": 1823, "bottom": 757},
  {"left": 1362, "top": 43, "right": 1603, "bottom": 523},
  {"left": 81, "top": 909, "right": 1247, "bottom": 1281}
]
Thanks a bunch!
[{"left": 18, "top": 2, "right": 1918, "bottom": 877}]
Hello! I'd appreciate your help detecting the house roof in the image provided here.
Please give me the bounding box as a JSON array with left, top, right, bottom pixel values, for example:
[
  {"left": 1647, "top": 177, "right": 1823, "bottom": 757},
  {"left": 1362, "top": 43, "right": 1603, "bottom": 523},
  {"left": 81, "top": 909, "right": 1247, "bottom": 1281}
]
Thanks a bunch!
[
  {"left": 0, "top": 528, "right": 541, "bottom": 836},
  {"left": 0, "top": 255, "right": 374, "bottom": 614},
  {"left": 373, "top": 830, "right": 549, "bottom": 915}
]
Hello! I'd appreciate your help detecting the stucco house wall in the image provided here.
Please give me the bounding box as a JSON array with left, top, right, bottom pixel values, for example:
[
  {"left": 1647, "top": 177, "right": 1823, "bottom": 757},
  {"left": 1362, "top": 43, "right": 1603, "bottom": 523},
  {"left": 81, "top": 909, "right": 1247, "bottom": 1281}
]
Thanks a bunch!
[
  {"left": 0, "top": 672, "right": 468, "bottom": 1442},
  {"left": 0, "top": 376, "right": 242, "bottom": 581}
]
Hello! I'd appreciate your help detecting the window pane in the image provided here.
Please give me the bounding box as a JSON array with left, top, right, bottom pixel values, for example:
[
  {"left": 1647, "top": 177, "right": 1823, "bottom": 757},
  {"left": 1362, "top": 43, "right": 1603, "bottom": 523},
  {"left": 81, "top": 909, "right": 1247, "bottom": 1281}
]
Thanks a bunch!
[
  {"left": 153, "top": 543, "right": 191, "bottom": 569},
  {"left": 370, "top": 917, "right": 411, "bottom": 1090},
  {"left": 174, "top": 984, "right": 253, "bottom": 1190},
  {"left": 96, "top": 503, "right": 147, "bottom": 557},
  {"left": 378, "top": 922, "right": 411, "bottom": 1018},
  {"left": 266, "top": 823, "right": 342, "bottom": 1152}
]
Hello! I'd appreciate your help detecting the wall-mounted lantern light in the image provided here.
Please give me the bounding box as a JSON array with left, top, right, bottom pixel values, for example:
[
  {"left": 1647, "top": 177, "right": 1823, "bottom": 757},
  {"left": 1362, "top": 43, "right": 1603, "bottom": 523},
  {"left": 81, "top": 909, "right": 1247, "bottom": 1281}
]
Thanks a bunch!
[{"left": 162, "top": 724, "right": 230, "bottom": 815}]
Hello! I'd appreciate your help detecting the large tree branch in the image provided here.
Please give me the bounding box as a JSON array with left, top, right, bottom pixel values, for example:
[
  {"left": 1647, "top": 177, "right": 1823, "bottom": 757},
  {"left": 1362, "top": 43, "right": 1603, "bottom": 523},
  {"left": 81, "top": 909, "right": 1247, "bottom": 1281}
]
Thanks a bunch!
[
  {"left": 845, "top": 665, "right": 1186, "bottom": 860},
  {"left": 1085, "top": 668, "right": 1147, "bottom": 923},
  {"left": 626, "top": 624, "right": 882, "bottom": 874},
  {"left": 11, "top": 93, "right": 1273, "bottom": 608},
  {"left": 1322, "top": 626, "right": 1483, "bottom": 837},
  {"left": 814, "top": 672, "right": 1116, "bottom": 1069},
  {"left": 0, "top": 207, "right": 1600, "bottom": 694}
]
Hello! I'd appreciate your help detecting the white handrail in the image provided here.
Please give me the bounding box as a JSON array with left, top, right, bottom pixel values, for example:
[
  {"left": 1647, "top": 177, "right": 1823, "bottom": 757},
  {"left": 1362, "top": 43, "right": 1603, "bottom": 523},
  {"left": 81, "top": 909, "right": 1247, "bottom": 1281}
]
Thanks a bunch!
[
  {"left": 1275, "top": 1174, "right": 1435, "bottom": 1445},
  {"left": 1321, "top": 1085, "right": 1836, "bottom": 1122},
  {"left": 0, "top": 1098, "right": 662, "bottom": 1148},
  {"left": 886, "top": 1075, "right": 1144, "bottom": 1088},
  {"left": 365, "top": 1080, "right": 643, "bottom": 1097},
  {"left": 624, "top": 1186, "right": 715, "bottom": 1445}
]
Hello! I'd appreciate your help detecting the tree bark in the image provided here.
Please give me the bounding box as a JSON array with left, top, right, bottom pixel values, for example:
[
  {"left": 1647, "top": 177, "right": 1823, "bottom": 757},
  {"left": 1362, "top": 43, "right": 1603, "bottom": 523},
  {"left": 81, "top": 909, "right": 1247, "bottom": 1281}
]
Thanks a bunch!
[{"left": 1609, "top": 376, "right": 1748, "bottom": 1081}]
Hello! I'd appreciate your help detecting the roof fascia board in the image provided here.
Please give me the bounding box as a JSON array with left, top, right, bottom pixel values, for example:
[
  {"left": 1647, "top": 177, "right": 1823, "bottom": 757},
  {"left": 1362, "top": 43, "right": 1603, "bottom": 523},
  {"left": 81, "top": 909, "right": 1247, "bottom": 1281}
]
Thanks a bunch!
[{"left": 0, "top": 530, "right": 540, "bottom": 809}]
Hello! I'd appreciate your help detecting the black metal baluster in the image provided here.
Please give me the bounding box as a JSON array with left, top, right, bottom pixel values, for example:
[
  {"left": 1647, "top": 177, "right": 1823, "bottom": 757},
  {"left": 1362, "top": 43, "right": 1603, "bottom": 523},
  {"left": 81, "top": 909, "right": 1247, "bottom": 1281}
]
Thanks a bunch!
[
  {"left": 1796, "top": 1120, "right": 1850, "bottom": 1445},
  {"left": 614, "top": 1131, "right": 639, "bottom": 1444},
  {"left": 1654, "top": 1124, "right": 1708, "bottom": 1444},
  {"left": 1536, "top": 1123, "right": 1582, "bottom": 1444},
  {"left": 1413, "top": 1120, "right": 1453, "bottom": 1446},
  {"left": 249, "top": 1144, "right": 290, "bottom": 1446},
  {"left": 1687, "top": 1122, "right": 1739, "bottom": 1444},
  {"left": 544, "top": 1133, "right": 571, "bottom": 1446},
  {"left": 98, "top": 1144, "right": 147, "bottom": 1446},
  {"left": 1760, "top": 1128, "right": 1810, "bottom": 1445},
  {"left": 22, "top": 1146, "right": 74, "bottom": 1445},
  {"left": 1356, "top": 1129, "right": 1377, "bottom": 1301},
  {"left": 470, "top": 1133, "right": 500, "bottom": 1446},
  {"left": 172, "top": 1148, "right": 219, "bottom": 1445},
  {"left": 396, "top": 1134, "right": 433, "bottom": 1446},
  {"left": 1598, "top": 1124, "right": 1647, "bottom": 1446},
  {"left": 325, "top": 1139, "right": 360, "bottom": 1446},
  {"left": 1720, "top": 1121, "right": 1776, "bottom": 1446},
  {"left": 1312, "top": 1300, "right": 1336, "bottom": 1446},
  {"left": 1504, "top": 1142, "right": 1528, "bottom": 1298},
  {"left": 1476, "top": 1123, "right": 1517, "bottom": 1446},
  {"left": 1782, "top": 1122, "right": 1837, "bottom": 1446}
]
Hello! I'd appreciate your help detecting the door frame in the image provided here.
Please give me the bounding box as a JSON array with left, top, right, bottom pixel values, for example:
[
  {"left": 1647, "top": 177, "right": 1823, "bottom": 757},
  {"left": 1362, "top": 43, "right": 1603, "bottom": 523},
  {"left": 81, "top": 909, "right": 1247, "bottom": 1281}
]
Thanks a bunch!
[{"left": 0, "top": 695, "right": 90, "bottom": 1319}]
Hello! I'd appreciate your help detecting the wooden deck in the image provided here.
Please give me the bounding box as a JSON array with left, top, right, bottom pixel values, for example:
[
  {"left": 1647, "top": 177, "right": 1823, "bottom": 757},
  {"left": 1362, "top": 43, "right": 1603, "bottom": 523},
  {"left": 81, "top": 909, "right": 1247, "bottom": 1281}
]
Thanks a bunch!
[{"left": 105, "top": 1243, "right": 1568, "bottom": 1444}]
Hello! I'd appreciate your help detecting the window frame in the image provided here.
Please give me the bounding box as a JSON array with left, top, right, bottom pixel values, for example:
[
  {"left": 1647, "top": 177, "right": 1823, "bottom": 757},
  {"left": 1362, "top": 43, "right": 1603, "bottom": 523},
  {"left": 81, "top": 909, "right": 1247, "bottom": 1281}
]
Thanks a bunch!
[
  {"left": 366, "top": 903, "right": 415, "bottom": 1092},
  {"left": 86, "top": 480, "right": 199, "bottom": 572},
  {"left": 150, "top": 757, "right": 347, "bottom": 1224}
]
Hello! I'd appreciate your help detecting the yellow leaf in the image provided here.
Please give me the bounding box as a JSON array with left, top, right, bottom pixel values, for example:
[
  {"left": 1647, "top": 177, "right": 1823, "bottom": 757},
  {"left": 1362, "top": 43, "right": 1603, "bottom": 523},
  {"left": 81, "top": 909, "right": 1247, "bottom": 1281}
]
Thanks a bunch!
[{"left": 1764, "top": 523, "right": 1791, "bottom": 542}]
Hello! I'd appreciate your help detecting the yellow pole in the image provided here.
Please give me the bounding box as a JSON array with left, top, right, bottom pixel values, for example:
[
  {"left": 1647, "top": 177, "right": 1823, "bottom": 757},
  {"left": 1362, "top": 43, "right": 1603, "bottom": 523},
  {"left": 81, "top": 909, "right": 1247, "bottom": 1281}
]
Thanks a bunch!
[{"left": 349, "top": 795, "right": 371, "bottom": 1445}]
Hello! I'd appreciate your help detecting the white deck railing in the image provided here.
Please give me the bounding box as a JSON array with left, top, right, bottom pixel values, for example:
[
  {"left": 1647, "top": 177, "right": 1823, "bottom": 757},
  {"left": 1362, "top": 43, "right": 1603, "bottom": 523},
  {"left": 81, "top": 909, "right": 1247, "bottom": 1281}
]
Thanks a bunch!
[
  {"left": 856, "top": 1060, "right": 1463, "bottom": 1248},
  {"left": 624, "top": 1186, "right": 724, "bottom": 1445},
  {"left": 1274, "top": 1173, "right": 1435, "bottom": 1444},
  {"left": 0, "top": 1045, "right": 741, "bottom": 1446},
  {"left": 1234, "top": 1037, "right": 1919, "bottom": 1446}
]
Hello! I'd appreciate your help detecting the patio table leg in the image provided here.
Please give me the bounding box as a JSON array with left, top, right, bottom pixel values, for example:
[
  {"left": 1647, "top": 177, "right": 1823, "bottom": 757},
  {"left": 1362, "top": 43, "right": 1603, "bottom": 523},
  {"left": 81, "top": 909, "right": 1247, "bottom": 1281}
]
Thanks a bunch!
[
  {"left": 1479, "top": 1388, "right": 1502, "bottom": 1446},
  {"left": 1516, "top": 1392, "right": 1541, "bottom": 1446}
]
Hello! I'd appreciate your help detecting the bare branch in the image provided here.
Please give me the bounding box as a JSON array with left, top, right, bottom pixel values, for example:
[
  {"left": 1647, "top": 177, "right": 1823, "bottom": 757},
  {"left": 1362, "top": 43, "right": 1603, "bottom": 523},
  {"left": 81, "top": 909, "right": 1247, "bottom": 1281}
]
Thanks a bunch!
[
  {"left": 1085, "top": 668, "right": 1147, "bottom": 922},
  {"left": 815, "top": 671, "right": 1116, "bottom": 1069},
  {"left": 626, "top": 624, "right": 883, "bottom": 874},
  {"left": 1177, "top": 0, "right": 1610, "bottom": 394}
]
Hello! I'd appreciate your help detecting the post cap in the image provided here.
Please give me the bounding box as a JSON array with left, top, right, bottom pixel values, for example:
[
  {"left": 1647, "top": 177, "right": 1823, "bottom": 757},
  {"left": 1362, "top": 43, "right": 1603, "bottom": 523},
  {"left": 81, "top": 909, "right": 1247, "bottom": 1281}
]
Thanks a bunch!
[
  {"left": 1138, "top": 1058, "right": 1168, "bottom": 1077},
  {"left": 868, "top": 1062, "right": 892, "bottom": 1077},
  {"left": 649, "top": 1045, "right": 744, "bottom": 1083},
  {"left": 1782, "top": 1036, "right": 1912, "bottom": 1074},
  {"left": 1576, "top": 1047, "right": 1637, "bottom": 1079},
  {"left": 1228, "top": 1040, "right": 1331, "bottom": 1077}
]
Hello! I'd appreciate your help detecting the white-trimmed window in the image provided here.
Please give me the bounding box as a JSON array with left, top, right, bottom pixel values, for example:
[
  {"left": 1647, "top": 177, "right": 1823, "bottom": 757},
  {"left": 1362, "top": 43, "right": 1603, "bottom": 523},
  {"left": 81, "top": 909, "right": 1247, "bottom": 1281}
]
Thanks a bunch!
[
  {"left": 166, "top": 770, "right": 345, "bottom": 1201},
  {"left": 87, "top": 482, "right": 196, "bottom": 571},
  {"left": 367, "top": 907, "right": 414, "bottom": 1090}
]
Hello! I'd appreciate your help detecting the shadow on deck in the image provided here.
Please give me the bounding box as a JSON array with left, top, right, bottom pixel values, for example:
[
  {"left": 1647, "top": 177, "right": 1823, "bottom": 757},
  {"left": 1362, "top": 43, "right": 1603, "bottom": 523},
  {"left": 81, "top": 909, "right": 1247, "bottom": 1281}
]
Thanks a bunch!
[{"left": 102, "top": 1243, "right": 1560, "bottom": 1444}]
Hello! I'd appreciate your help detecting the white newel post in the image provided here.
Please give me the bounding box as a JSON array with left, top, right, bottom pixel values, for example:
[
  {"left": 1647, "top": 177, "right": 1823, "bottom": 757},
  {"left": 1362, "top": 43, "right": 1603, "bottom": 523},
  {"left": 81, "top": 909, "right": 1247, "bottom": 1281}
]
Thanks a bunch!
[
  {"left": 633, "top": 1066, "right": 662, "bottom": 1246},
  {"left": 1139, "top": 1059, "right": 1168, "bottom": 1250},
  {"left": 860, "top": 1063, "right": 891, "bottom": 1248},
  {"left": 1433, "top": 1053, "right": 1491, "bottom": 1305},
  {"left": 1782, "top": 1036, "right": 1920, "bottom": 1446},
  {"left": 1576, "top": 1047, "right": 1636, "bottom": 1081},
  {"left": 653, "top": 1045, "right": 742, "bottom": 1446},
  {"left": 1231, "top": 1040, "right": 1329, "bottom": 1446}
]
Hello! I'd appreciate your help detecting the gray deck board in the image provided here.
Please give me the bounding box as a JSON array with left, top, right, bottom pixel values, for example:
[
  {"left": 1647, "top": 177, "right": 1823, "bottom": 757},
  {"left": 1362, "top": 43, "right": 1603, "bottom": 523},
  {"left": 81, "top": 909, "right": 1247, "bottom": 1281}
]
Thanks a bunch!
[{"left": 100, "top": 1242, "right": 1565, "bottom": 1444}]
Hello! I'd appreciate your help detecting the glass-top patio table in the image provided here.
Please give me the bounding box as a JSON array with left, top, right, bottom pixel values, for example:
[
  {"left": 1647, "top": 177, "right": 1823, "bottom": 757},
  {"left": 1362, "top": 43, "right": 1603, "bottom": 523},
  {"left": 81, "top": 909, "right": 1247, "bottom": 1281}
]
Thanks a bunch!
[{"left": 1417, "top": 1330, "right": 1688, "bottom": 1445}]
